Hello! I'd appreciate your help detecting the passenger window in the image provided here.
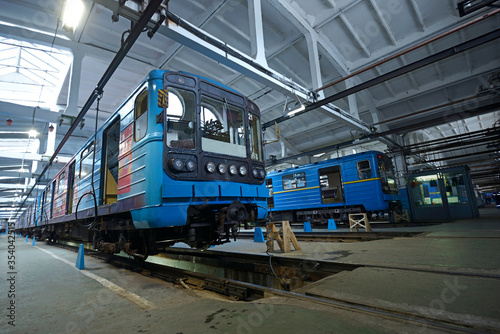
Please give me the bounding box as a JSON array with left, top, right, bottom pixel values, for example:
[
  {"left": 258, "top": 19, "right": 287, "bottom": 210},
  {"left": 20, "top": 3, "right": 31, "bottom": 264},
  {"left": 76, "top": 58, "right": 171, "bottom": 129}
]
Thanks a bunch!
[
  {"left": 57, "top": 170, "right": 66, "bottom": 195},
  {"left": 282, "top": 172, "right": 306, "bottom": 190},
  {"left": 80, "top": 142, "right": 94, "bottom": 179},
  {"left": 357, "top": 160, "right": 372, "bottom": 180},
  {"left": 134, "top": 89, "right": 148, "bottom": 141}
]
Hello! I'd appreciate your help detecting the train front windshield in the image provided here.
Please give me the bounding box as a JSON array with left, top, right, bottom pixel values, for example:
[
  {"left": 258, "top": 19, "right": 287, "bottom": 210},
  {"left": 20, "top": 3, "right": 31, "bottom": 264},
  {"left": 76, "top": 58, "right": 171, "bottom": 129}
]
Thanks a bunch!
[
  {"left": 201, "top": 96, "right": 246, "bottom": 158},
  {"left": 377, "top": 155, "right": 398, "bottom": 194}
]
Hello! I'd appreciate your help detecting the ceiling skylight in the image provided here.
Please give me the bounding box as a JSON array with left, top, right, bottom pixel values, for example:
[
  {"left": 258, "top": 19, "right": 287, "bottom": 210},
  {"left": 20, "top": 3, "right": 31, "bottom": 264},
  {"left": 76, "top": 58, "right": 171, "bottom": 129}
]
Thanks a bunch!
[{"left": 0, "top": 36, "right": 72, "bottom": 110}]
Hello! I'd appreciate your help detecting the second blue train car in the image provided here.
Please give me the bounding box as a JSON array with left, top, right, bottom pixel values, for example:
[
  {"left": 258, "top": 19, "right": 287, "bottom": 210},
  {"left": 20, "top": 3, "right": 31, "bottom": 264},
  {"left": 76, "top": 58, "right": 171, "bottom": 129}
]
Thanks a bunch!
[{"left": 266, "top": 151, "right": 400, "bottom": 224}]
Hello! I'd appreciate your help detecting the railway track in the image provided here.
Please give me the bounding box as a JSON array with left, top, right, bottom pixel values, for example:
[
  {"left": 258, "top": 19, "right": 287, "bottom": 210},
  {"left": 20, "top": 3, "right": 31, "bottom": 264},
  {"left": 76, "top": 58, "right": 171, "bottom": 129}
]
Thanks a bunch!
[
  {"left": 50, "top": 240, "right": 497, "bottom": 333},
  {"left": 237, "top": 230, "right": 421, "bottom": 242}
]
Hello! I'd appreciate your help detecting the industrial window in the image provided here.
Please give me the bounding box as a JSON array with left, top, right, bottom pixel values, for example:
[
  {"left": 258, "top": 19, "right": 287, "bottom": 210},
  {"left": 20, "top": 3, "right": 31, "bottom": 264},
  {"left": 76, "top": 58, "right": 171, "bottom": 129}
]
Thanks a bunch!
[
  {"left": 282, "top": 172, "right": 307, "bottom": 190},
  {"left": 357, "top": 160, "right": 372, "bottom": 180},
  {"left": 134, "top": 89, "right": 148, "bottom": 141}
]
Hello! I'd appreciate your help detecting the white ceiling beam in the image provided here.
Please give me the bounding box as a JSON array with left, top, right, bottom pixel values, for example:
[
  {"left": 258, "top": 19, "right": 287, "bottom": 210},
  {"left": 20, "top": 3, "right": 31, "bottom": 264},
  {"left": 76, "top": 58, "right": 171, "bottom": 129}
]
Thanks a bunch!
[
  {"left": 375, "top": 66, "right": 499, "bottom": 109},
  {"left": 0, "top": 151, "right": 71, "bottom": 164},
  {"left": 0, "top": 100, "right": 59, "bottom": 123},
  {"left": 269, "top": 0, "right": 350, "bottom": 77},
  {"left": 0, "top": 183, "right": 45, "bottom": 190},
  {"left": 339, "top": 14, "right": 371, "bottom": 58},
  {"left": 156, "top": 0, "right": 229, "bottom": 69},
  {"left": 64, "top": 47, "right": 84, "bottom": 116},
  {"left": 409, "top": 0, "right": 426, "bottom": 30},
  {"left": 93, "top": 0, "right": 370, "bottom": 133},
  {"left": 305, "top": 34, "right": 323, "bottom": 97},
  {"left": 0, "top": 171, "right": 33, "bottom": 178},
  {"left": 368, "top": 0, "right": 397, "bottom": 45},
  {"left": 248, "top": 0, "right": 267, "bottom": 66}
]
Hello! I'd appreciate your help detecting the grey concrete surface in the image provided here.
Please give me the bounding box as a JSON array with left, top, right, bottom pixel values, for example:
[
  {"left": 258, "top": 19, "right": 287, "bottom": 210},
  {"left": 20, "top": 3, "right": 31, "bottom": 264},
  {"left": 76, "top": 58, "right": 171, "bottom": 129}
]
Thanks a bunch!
[{"left": 0, "top": 234, "right": 450, "bottom": 334}]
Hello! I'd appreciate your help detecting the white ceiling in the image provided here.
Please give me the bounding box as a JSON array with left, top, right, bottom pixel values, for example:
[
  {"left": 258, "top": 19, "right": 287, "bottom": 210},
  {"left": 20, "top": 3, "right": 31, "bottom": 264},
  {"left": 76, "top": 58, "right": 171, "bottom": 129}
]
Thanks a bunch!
[{"left": 0, "top": 0, "right": 499, "bottom": 220}]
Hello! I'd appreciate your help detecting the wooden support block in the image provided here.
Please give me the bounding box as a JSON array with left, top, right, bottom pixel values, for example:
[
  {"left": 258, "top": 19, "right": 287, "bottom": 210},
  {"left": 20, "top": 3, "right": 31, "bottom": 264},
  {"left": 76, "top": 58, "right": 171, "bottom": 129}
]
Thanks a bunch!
[
  {"left": 349, "top": 213, "right": 372, "bottom": 232},
  {"left": 266, "top": 221, "right": 301, "bottom": 253},
  {"left": 394, "top": 210, "right": 410, "bottom": 223}
]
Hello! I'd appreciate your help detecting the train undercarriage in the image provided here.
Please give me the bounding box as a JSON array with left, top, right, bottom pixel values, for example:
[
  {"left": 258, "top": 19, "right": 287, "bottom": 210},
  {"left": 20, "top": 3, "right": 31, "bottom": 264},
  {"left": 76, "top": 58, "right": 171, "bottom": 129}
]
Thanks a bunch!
[
  {"left": 18, "top": 200, "right": 256, "bottom": 260},
  {"left": 270, "top": 203, "right": 399, "bottom": 225}
]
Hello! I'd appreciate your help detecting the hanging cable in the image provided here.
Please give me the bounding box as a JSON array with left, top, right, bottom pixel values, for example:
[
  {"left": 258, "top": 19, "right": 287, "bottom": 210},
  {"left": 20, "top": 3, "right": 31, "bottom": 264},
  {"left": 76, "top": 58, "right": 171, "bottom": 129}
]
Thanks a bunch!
[
  {"left": 75, "top": 90, "right": 102, "bottom": 229},
  {"left": 254, "top": 204, "right": 289, "bottom": 290}
]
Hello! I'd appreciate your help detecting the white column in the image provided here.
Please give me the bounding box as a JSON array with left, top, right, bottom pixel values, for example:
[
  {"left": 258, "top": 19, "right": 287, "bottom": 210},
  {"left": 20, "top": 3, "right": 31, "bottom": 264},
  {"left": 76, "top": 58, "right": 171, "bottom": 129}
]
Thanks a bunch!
[
  {"left": 65, "top": 47, "right": 85, "bottom": 116},
  {"left": 248, "top": 0, "right": 268, "bottom": 66}
]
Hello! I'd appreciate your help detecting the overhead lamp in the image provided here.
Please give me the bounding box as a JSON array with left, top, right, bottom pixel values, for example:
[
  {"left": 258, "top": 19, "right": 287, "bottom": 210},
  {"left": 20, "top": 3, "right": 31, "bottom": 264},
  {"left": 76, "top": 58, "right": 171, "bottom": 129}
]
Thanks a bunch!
[
  {"left": 286, "top": 104, "right": 305, "bottom": 117},
  {"left": 28, "top": 129, "right": 38, "bottom": 138},
  {"left": 62, "top": 0, "right": 84, "bottom": 32}
]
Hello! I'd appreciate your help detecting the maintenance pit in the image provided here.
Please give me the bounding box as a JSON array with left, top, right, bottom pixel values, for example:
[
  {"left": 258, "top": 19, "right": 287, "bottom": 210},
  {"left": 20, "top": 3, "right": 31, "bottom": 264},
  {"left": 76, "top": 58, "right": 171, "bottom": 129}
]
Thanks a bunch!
[{"left": 150, "top": 247, "right": 359, "bottom": 292}]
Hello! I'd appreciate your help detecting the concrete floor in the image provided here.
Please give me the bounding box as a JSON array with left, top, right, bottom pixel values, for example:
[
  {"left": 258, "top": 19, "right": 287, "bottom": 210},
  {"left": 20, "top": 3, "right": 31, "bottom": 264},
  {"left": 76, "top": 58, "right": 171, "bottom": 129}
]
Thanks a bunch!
[{"left": 1, "top": 207, "right": 499, "bottom": 333}]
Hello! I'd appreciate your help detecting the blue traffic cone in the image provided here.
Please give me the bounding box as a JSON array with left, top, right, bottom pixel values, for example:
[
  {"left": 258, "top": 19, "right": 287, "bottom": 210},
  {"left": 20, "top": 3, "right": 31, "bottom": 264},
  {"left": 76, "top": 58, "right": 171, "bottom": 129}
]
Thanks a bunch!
[
  {"left": 75, "top": 244, "right": 85, "bottom": 270},
  {"left": 328, "top": 218, "right": 337, "bottom": 230},
  {"left": 32, "top": 236, "right": 36, "bottom": 246},
  {"left": 254, "top": 227, "right": 265, "bottom": 242},
  {"left": 303, "top": 221, "right": 313, "bottom": 232}
]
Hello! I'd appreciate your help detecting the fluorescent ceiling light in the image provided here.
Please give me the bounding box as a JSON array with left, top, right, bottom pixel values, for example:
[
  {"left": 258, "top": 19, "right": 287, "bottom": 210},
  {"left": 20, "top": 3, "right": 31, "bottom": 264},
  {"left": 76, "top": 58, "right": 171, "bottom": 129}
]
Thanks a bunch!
[
  {"left": 286, "top": 104, "right": 305, "bottom": 117},
  {"left": 62, "top": 0, "right": 84, "bottom": 31},
  {"left": 28, "top": 129, "right": 38, "bottom": 138}
]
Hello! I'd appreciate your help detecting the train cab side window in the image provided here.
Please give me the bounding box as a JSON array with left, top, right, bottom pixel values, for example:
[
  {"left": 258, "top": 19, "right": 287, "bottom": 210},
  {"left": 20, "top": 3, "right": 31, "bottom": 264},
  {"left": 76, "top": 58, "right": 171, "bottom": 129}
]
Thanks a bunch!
[
  {"left": 134, "top": 89, "right": 148, "bottom": 141},
  {"left": 249, "top": 113, "right": 263, "bottom": 161},
  {"left": 357, "top": 160, "right": 372, "bottom": 180},
  {"left": 166, "top": 88, "right": 196, "bottom": 149}
]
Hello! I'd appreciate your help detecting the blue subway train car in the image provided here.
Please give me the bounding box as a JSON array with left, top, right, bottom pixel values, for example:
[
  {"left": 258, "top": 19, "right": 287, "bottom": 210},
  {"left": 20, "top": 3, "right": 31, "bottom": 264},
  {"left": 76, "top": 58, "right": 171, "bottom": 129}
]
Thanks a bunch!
[
  {"left": 266, "top": 151, "right": 400, "bottom": 224},
  {"left": 15, "top": 70, "right": 268, "bottom": 258}
]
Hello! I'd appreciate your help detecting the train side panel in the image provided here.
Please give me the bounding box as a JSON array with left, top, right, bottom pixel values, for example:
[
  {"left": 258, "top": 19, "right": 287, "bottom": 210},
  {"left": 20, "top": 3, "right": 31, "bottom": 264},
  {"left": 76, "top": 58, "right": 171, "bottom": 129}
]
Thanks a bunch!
[{"left": 268, "top": 151, "right": 400, "bottom": 223}]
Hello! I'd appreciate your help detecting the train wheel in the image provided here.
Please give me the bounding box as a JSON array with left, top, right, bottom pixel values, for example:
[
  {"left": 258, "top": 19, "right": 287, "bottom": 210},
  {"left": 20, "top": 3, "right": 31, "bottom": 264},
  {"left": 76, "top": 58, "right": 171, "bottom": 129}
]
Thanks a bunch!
[{"left": 131, "top": 235, "right": 149, "bottom": 261}]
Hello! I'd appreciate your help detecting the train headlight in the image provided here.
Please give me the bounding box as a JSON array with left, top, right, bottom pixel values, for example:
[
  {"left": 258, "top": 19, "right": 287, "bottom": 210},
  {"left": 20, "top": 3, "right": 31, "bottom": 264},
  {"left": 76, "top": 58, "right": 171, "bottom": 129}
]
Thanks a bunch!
[
  {"left": 206, "top": 161, "right": 216, "bottom": 173},
  {"left": 259, "top": 169, "right": 266, "bottom": 179},
  {"left": 186, "top": 159, "right": 196, "bottom": 172},
  {"left": 228, "top": 164, "right": 237, "bottom": 175},
  {"left": 169, "top": 158, "right": 185, "bottom": 172},
  {"left": 252, "top": 168, "right": 259, "bottom": 178},
  {"left": 218, "top": 163, "right": 227, "bottom": 174},
  {"left": 239, "top": 165, "right": 247, "bottom": 176}
]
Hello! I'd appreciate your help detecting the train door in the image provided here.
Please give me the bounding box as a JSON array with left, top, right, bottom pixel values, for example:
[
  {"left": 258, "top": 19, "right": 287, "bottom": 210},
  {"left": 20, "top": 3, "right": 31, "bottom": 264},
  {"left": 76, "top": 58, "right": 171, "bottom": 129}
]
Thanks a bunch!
[
  {"left": 67, "top": 161, "right": 76, "bottom": 214},
  {"left": 102, "top": 118, "right": 120, "bottom": 204},
  {"left": 319, "top": 166, "right": 344, "bottom": 204}
]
